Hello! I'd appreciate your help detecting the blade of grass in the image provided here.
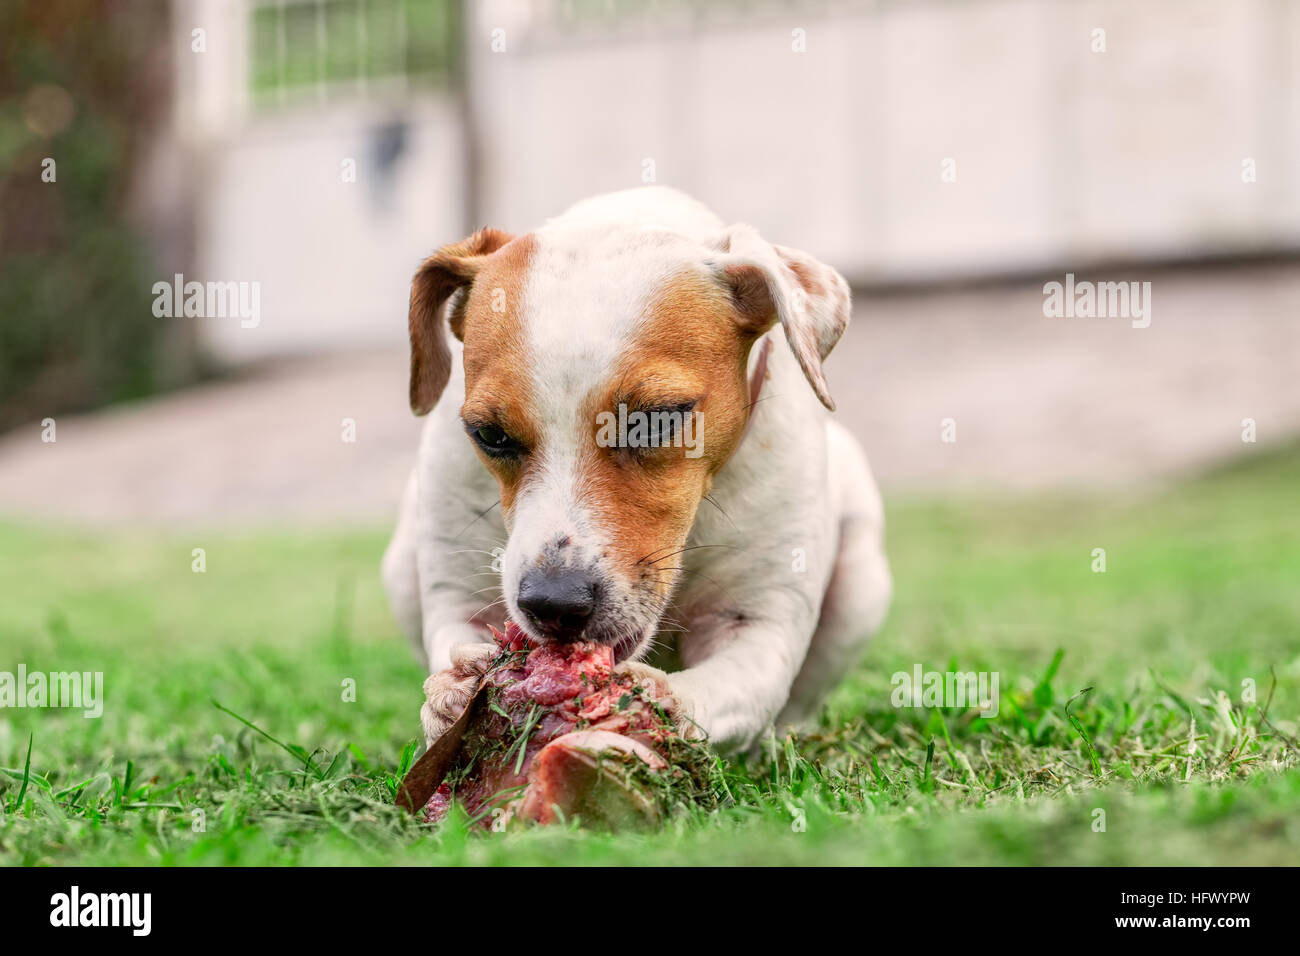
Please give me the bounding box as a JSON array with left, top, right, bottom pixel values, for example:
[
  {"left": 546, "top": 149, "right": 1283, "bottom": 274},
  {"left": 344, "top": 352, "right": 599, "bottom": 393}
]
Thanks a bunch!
[
  {"left": 212, "top": 698, "right": 320, "bottom": 778},
  {"left": 1065, "top": 687, "right": 1103, "bottom": 776},
  {"left": 14, "top": 733, "right": 33, "bottom": 811}
]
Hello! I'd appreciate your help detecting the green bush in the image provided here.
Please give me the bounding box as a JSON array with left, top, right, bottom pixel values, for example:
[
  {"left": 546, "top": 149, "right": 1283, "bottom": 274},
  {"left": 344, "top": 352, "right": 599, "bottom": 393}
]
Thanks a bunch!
[{"left": 0, "top": 1, "right": 175, "bottom": 432}]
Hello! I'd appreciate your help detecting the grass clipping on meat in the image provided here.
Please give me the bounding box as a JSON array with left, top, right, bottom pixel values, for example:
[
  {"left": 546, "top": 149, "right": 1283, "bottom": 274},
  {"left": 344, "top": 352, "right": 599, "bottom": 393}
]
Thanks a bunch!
[{"left": 407, "top": 623, "right": 720, "bottom": 830}]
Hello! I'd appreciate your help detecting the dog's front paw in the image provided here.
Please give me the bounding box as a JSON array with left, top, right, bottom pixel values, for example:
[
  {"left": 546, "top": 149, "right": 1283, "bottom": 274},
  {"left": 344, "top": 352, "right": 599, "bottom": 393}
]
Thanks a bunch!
[
  {"left": 613, "top": 661, "right": 701, "bottom": 740},
  {"left": 420, "top": 642, "right": 496, "bottom": 746}
]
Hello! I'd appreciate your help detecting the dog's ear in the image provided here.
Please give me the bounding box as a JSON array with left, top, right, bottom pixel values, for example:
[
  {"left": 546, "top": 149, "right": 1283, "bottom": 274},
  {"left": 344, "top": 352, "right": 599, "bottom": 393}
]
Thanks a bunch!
[
  {"left": 408, "top": 228, "right": 516, "bottom": 415},
  {"left": 710, "top": 224, "right": 851, "bottom": 411}
]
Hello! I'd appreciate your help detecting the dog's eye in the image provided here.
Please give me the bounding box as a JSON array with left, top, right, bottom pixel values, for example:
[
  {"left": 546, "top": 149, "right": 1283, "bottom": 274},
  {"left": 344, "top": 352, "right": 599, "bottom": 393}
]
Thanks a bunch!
[
  {"left": 639, "top": 401, "right": 697, "bottom": 451},
  {"left": 469, "top": 424, "right": 523, "bottom": 458}
]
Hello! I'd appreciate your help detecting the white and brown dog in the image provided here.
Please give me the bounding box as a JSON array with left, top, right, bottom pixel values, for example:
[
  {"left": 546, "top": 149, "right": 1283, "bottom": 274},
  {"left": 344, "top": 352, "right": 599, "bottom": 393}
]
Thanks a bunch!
[{"left": 383, "top": 187, "right": 891, "bottom": 754}]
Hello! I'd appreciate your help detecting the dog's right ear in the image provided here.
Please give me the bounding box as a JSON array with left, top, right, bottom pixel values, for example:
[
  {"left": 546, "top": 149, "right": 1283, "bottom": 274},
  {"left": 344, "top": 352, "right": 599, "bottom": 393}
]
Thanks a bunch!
[
  {"left": 707, "top": 224, "right": 851, "bottom": 412},
  {"left": 408, "top": 228, "right": 515, "bottom": 415}
]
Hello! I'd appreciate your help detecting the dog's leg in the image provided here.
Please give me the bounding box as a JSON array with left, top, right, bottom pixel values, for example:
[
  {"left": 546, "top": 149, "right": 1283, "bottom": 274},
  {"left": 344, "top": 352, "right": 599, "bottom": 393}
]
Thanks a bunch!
[
  {"left": 664, "top": 598, "right": 820, "bottom": 752},
  {"left": 408, "top": 402, "right": 511, "bottom": 673},
  {"left": 660, "top": 421, "right": 889, "bottom": 751},
  {"left": 382, "top": 469, "right": 424, "bottom": 662},
  {"left": 779, "top": 421, "right": 891, "bottom": 728},
  {"left": 385, "top": 465, "right": 502, "bottom": 674},
  {"left": 387, "top": 455, "right": 505, "bottom": 674}
]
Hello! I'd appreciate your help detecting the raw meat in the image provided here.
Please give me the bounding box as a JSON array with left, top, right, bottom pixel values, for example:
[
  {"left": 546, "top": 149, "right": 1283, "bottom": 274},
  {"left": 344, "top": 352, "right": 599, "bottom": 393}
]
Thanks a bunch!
[{"left": 397, "top": 622, "right": 714, "bottom": 829}]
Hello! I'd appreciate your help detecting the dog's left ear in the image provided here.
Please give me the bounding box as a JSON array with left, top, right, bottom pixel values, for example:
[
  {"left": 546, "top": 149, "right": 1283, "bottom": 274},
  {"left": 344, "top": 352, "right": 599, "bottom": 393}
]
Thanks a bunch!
[
  {"left": 709, "top": 224, "right": 851, "bottom": 411},
  {"left": 408, "top": 227, "right": 516, "bottom": 415}
]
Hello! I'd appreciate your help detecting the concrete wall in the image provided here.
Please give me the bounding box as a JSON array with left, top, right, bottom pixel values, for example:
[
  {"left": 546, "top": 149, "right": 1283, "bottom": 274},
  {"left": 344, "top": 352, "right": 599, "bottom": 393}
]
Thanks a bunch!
[
  {"left": 173, "top": 0, "right": 464, "bottom": 362},
  {"left": 175, "top": 0, "right": 1300, "bottom": 362},
  {"left": 196, "top": 103, "right": 463, "bottom": 361},
  {"left": 473, "top": 0, "right": 1300, "bottom": 282}
]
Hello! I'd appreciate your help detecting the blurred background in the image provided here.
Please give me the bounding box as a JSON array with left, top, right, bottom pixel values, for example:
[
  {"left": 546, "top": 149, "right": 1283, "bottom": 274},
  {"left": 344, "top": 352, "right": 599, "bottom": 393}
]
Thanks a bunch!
[{"left": 1, "top": 0, "right": 1298, "bottom": 524}]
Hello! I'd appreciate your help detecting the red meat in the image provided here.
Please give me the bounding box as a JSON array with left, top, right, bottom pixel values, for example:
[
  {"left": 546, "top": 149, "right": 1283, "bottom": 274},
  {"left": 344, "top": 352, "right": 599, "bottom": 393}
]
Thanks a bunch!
[{"left": 414, "top": 622, "right": 687, "bottom": 829}]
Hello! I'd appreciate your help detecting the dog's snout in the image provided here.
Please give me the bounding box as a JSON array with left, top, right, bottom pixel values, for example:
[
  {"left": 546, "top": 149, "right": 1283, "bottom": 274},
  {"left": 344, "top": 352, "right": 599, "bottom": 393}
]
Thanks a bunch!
[{"left": 517, "top": 567, "right": 598, "bottom": 639}]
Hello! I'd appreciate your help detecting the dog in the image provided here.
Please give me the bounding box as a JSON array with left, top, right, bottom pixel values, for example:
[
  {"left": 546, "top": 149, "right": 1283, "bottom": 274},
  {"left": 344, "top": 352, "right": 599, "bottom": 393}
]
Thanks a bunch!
[{"left": 382, "top": 187, "right": 891, "bottom": 754}]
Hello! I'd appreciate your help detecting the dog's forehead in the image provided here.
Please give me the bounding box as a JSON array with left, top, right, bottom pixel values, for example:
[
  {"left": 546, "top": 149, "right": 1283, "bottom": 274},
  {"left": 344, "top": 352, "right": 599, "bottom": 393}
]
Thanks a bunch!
[{"left": 519, "top": 225, "right": 709, "bottom": 400}]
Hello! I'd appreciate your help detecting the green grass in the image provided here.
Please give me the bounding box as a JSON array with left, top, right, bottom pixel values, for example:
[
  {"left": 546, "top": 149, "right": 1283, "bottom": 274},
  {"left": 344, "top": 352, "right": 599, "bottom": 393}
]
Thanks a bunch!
[{"left": 1, "top": 446, "right": 1299, "bottom": 865}]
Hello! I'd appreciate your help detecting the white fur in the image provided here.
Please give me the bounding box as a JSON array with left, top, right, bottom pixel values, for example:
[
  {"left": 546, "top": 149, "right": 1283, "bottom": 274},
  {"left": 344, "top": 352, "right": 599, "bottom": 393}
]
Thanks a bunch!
[{"left": 383, "top": 187, "right": 891, "bottom": 752}]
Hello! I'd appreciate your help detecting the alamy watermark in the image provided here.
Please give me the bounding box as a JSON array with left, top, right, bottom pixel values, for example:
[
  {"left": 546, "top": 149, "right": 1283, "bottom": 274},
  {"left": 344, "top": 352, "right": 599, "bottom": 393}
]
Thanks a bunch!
[
  {"left": 50, "top": 886, "right": 150, "bottom": 936},
  {"left": 152, "top": 273, "right": 260, "bottom": 328},
  {"left": 891, "top": 664, "right": 999, "bottom": 718},
  {"left": 1043, "top": 273, "right": 1151, "bottom": 328},
  {"left": 595, "top": 404, "right": 703, "bottom": 458},
  {"left": 0, "top": 665, "right": 103, "bottom": 718}
]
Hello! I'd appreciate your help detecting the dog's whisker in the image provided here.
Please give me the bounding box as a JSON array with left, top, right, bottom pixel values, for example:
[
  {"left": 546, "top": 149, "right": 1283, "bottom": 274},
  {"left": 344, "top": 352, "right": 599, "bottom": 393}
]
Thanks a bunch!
[
  {"left": 647, "top": 566, "right": 741, "bottom": 607},
  {"left": 634, "top": 539, "right": 709, "bottom": 565},
  {"left": 635, "top": 542, "right": 682, "bottom": 565},
  {"left": 636, "top": 543, "right": 740, "bottom": 566},
  {"left": 701, "top": 494, "right": 739, "bottom": 531},
  {"left": 440, "top": 531, "right": 505, "bottom": 543},
  {"left": 467, "top": 596, "right": 509, "bottom": 622},
  {"left": 452, "top": 500, "right": 502, "bottom": 541},
  {"left": 741, "top": 392, "right": 782, "bottom": 413}
]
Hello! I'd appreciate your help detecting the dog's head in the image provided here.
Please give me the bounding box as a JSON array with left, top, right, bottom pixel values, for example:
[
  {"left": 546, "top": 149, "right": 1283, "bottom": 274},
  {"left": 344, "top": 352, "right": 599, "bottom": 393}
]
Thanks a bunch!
[{"left": 407, "top": 221, "right": 850, "bottom": 660}]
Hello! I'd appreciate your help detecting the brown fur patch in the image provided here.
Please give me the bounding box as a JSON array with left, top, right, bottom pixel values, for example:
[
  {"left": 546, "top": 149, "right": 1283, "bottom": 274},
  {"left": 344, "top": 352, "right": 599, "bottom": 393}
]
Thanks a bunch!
[
  {"left": 457, "top": 234, "right": 539, "bottom": 520},
  {"left": 575, "top": 270, "right": 760, "bottom": 598},
  {"left": 721, "top": 262, "right": 777, "bottom": 333},
  {"left": 785, "top": 256, "right": 826, "bottom": 299},
  {"left": 408, "top": 227, "right": 516, "bottom": 414}
]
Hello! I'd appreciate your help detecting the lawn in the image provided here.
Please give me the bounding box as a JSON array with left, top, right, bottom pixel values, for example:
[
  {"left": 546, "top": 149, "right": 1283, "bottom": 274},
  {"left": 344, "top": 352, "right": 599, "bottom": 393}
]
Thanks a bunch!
[{"left": 1, "top": 445, "right": 1298, "bottom": 865}]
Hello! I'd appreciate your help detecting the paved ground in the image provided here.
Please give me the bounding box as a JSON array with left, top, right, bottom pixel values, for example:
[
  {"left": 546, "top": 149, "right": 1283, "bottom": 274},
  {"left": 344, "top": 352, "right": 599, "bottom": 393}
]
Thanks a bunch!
[
  {"left": 835, "top": 262, "right": 1300, "bottom": 492},
  {"left": 1, "top": 263, "right": 1297, "bottom": 528}
]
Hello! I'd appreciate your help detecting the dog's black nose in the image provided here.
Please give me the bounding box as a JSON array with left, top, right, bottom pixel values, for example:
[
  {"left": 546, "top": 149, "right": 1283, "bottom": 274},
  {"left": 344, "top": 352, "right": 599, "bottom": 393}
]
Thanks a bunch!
[{"left": 517, "top": 567, "right": 597, "bottom": 638}]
